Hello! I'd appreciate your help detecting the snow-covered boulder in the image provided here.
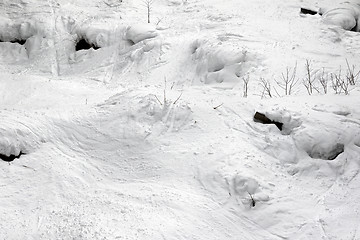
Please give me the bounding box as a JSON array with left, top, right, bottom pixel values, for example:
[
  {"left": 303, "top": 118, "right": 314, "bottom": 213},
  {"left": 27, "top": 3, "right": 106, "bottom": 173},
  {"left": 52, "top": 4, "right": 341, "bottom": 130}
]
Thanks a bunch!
[
  {"left": 125, "top": 24, "right": 158, "bottom": 44},
  {"left": 322, "top": 2, "right": 360, "bottom": 31}
]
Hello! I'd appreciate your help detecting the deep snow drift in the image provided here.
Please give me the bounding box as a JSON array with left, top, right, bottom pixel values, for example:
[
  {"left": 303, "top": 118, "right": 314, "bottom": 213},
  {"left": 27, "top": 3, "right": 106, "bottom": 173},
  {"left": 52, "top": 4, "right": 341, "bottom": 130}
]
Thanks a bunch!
[{"left": 1, "top": 0, "right": 360, "bottom": 239}]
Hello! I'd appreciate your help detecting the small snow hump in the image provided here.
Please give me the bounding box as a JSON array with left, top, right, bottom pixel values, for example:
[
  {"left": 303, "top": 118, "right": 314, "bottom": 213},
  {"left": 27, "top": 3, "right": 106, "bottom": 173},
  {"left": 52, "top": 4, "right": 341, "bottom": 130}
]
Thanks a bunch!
[
  {"left": 0, "top": 151, "right": 25, "bottom": 162},
  {"left": 307, "top": 143, "right": 344, "bottom": 161}
]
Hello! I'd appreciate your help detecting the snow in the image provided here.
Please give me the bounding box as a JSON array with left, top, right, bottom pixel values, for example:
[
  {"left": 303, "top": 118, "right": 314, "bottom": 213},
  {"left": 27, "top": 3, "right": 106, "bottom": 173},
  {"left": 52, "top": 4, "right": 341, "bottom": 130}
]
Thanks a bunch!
[
  {"left": 1, "top": 0, "right": 360, "bottom": 239},
  {"left": 125, "top": 24, "right": 158, "bottom": 44},
  {"left": 323, "top": 6, "right": 360, "bottom": 31}
]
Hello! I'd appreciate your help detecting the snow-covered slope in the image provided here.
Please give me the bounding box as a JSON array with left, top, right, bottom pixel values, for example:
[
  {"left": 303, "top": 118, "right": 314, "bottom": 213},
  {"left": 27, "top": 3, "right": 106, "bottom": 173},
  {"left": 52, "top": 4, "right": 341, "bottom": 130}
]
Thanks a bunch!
[{"left": 1, "top": 0, "right": 360, "bottom": 239}]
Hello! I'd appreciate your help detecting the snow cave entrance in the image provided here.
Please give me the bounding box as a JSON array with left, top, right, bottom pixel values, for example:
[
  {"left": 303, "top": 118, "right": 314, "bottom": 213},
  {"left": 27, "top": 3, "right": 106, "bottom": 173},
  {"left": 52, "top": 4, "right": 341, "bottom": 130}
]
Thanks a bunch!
[
  {"left": 253, "top": 112, "right": 283, "bottom": 131},
  {"left": 75, "top": 38, "right": 100, "bottom": 51},
  {"left": 0, "top": 152, "right": 26, "bottom": 162}
]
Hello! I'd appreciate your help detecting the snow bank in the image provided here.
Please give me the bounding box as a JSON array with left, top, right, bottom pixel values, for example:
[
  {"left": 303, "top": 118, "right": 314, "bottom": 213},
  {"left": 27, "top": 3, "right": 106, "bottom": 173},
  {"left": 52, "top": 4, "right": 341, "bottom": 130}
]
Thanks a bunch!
[
  {"left": 125, "top": 24, "right": 158, "bottom": 44},
  {"left": 191, "top": 39, "right": 258, "bottom": 88},
  {"left": 75, "top": 24, "right": 127, "bottom": 48},
  {"left": 322, "top": 2, "right": 360, "bottom": 31},
  {"left": 0, "top": 42, "right": 28, "bottom": 61},
  {"left": 100, "top": 92, "right": 192, "bottom": 134},
  {"left": 0, "top": 17, "right": 38, "bottom": 42},
  {"left": 0, "top": 112, "right": 45, "bottom": 158},
  {"left": 0, "top": 17, "right": 46, "bottom": 61}
]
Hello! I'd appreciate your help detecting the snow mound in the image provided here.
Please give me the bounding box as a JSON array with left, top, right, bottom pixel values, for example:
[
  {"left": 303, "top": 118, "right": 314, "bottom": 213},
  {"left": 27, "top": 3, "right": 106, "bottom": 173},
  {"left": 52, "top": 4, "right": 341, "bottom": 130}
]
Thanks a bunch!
[
  {"left": 0, "top": 42, "right": 28, "bottom": 61},
  {"left": 0, "top": 112, "right": 45, "bottom": 158},
  {"left": 0, "top": 18, "right": 47, "bottom": 61},
  {"left": 191, "top": 39, "right": 258, "bottom": 88},
  {"left": 75, "top": 24, "right": 127, "bottom": 49},
  {"left": 322, "top": 2, "right": 360, "bottom": 31},
  {"left": 0, "top": 17, "right": 38, "bottom": 42},
  {"left": 293, "top": 123, "right": 346, "bottom": 161},
  {"left": 125, "top": 24, "right": 158, "bottom": 44},
  {"left": 261, "top": 107, "right": 303, "bottom": 135},
  {"left": 100, "top": 92, "right": 193, "bottom": 134}
]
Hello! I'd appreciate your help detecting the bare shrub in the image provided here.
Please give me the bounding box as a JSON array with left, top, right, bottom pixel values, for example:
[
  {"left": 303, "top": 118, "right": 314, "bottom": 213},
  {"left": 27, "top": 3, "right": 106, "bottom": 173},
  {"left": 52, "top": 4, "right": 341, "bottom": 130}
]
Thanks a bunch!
[
  {"left": 318, "top": 68, "right": 329, "bottom": 94},
  {"left": 259, "top": 77, "right": 272, "bottom": 98},
  {"left": 345, "top": 59, "right": 360, "bottom": 86},
  {"left": 155, "top": 77, "right": 183, "bottom": 106},
  {"left": 242, "top": 74, "right": 250, "bottom": 98},
  {"left": 142, "top": 0, "right": 154, "bottom": 23},
  {"left": 331, "top": 68, "right": 343, "bottom": 94},
  {"left": 330, "top": 67, "right": 352, "bottom": 95},
  {"left": 341, "top": 76, "right": 351, "bottom": 95},
  {"left": 303, "top": 60, "right": 320, "bottom": 95},
  {"left": 274, "top": 63, "right": 299, "bottom": 96}
]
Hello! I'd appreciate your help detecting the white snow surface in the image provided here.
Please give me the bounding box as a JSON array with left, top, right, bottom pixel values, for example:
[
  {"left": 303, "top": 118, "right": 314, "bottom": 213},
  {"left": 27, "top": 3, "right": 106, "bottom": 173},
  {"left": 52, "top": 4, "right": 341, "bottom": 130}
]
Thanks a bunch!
[{"left": 1, "top": 0, "right": 360, "bottom": 239}]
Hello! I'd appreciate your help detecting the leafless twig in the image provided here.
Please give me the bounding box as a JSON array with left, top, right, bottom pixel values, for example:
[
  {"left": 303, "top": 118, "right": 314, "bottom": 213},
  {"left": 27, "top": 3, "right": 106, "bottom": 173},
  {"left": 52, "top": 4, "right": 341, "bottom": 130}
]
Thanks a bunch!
[
  {"left": 213, "top": 103, "right": 223, "bottom": 109},
  {"left": 242, "top": 74, "right": 250, "bottom": 98},
  {"left": 345, "top": 59, "right": 360, "bottom": 86},
  {"left": 275, "top": 62, "right": 299, "bottom": 96},
  {"left": 318, "top": 68, "right": 328, "bottom": 94},
  {"left": 259, "top": 77, "right": 272, "bottom": 98},
  {"left": 142, "top": 0, "right": 154, "bottom": 23}
]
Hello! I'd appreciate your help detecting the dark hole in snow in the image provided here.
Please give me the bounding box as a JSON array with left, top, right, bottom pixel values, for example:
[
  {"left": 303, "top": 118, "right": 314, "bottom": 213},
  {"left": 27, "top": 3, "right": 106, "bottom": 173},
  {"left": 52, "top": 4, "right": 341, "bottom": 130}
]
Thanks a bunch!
[
  {"left": 0, "top": 39, "right": 26, "bottom": 45},
  {"left": 300, "top": 8, "right": 318, "bottom": 15},
  {"left": 253, "top": 112, "right": 283, "bottom": 131},
  {"left": 75, "top": 39, "right": 99, "bottom": 51},
  {"left": 0, "top": 151, "right": 26, "bottom": 162},
  {"left": 308, "top": 143, "right": 344, "bottom": 160},
  {"left": 350, "top": 22, "right": 358, "bottom": 32}
]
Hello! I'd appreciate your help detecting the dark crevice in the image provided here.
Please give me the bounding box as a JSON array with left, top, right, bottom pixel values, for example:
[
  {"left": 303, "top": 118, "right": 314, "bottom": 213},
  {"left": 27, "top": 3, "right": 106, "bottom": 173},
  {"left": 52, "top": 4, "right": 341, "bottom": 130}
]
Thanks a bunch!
[
  {"left": 75, "top": 38, "right": 99, "bottom": 51},
  {"left": 253, "top": 112, "right": 283, "bottom": 131},
  {"left": 300, "top": 8, "right": 318, "bottom": 15},
  {"left": 0, "top": 39, "right": 27, "bottom": 45},
  {"left": 0, "top": 151, "right": 26, "bottom": 162},
  {"left": 350, "top": 22, "right": 358, "bottom": 32}
]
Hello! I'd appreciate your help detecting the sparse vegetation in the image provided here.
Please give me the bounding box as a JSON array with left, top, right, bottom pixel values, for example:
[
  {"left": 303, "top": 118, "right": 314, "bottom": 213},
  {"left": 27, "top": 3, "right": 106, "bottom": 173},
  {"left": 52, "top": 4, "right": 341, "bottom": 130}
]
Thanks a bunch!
[
  {"left": 242, "top": 74, "right": 250, "bottom": 98},
  {"left": 274, "top": 63, "right": 299, "bottom": 96},
  {"left": 345, "top": 59, "right": 360, "bottom": 86},
  {"left": 143, "top": 0, "right": 154, "bottom": 23},
  {"left": 318, "top": 68, "right": 329, "bottom": 94},
  {"left": 303, "top": 60, "right": 319, "bottom": 95},
  {"left": 256, "top": 60, "right": 358, "bottom": 98},
  {"left": 155, "top": 77, "right": 183, "bottom": 107},
  {"left": 331, "top": 68, "right": 343, "bottom": 94},
  {"left": 259, "top": 77, "right": 273, "bottom": 98}
]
